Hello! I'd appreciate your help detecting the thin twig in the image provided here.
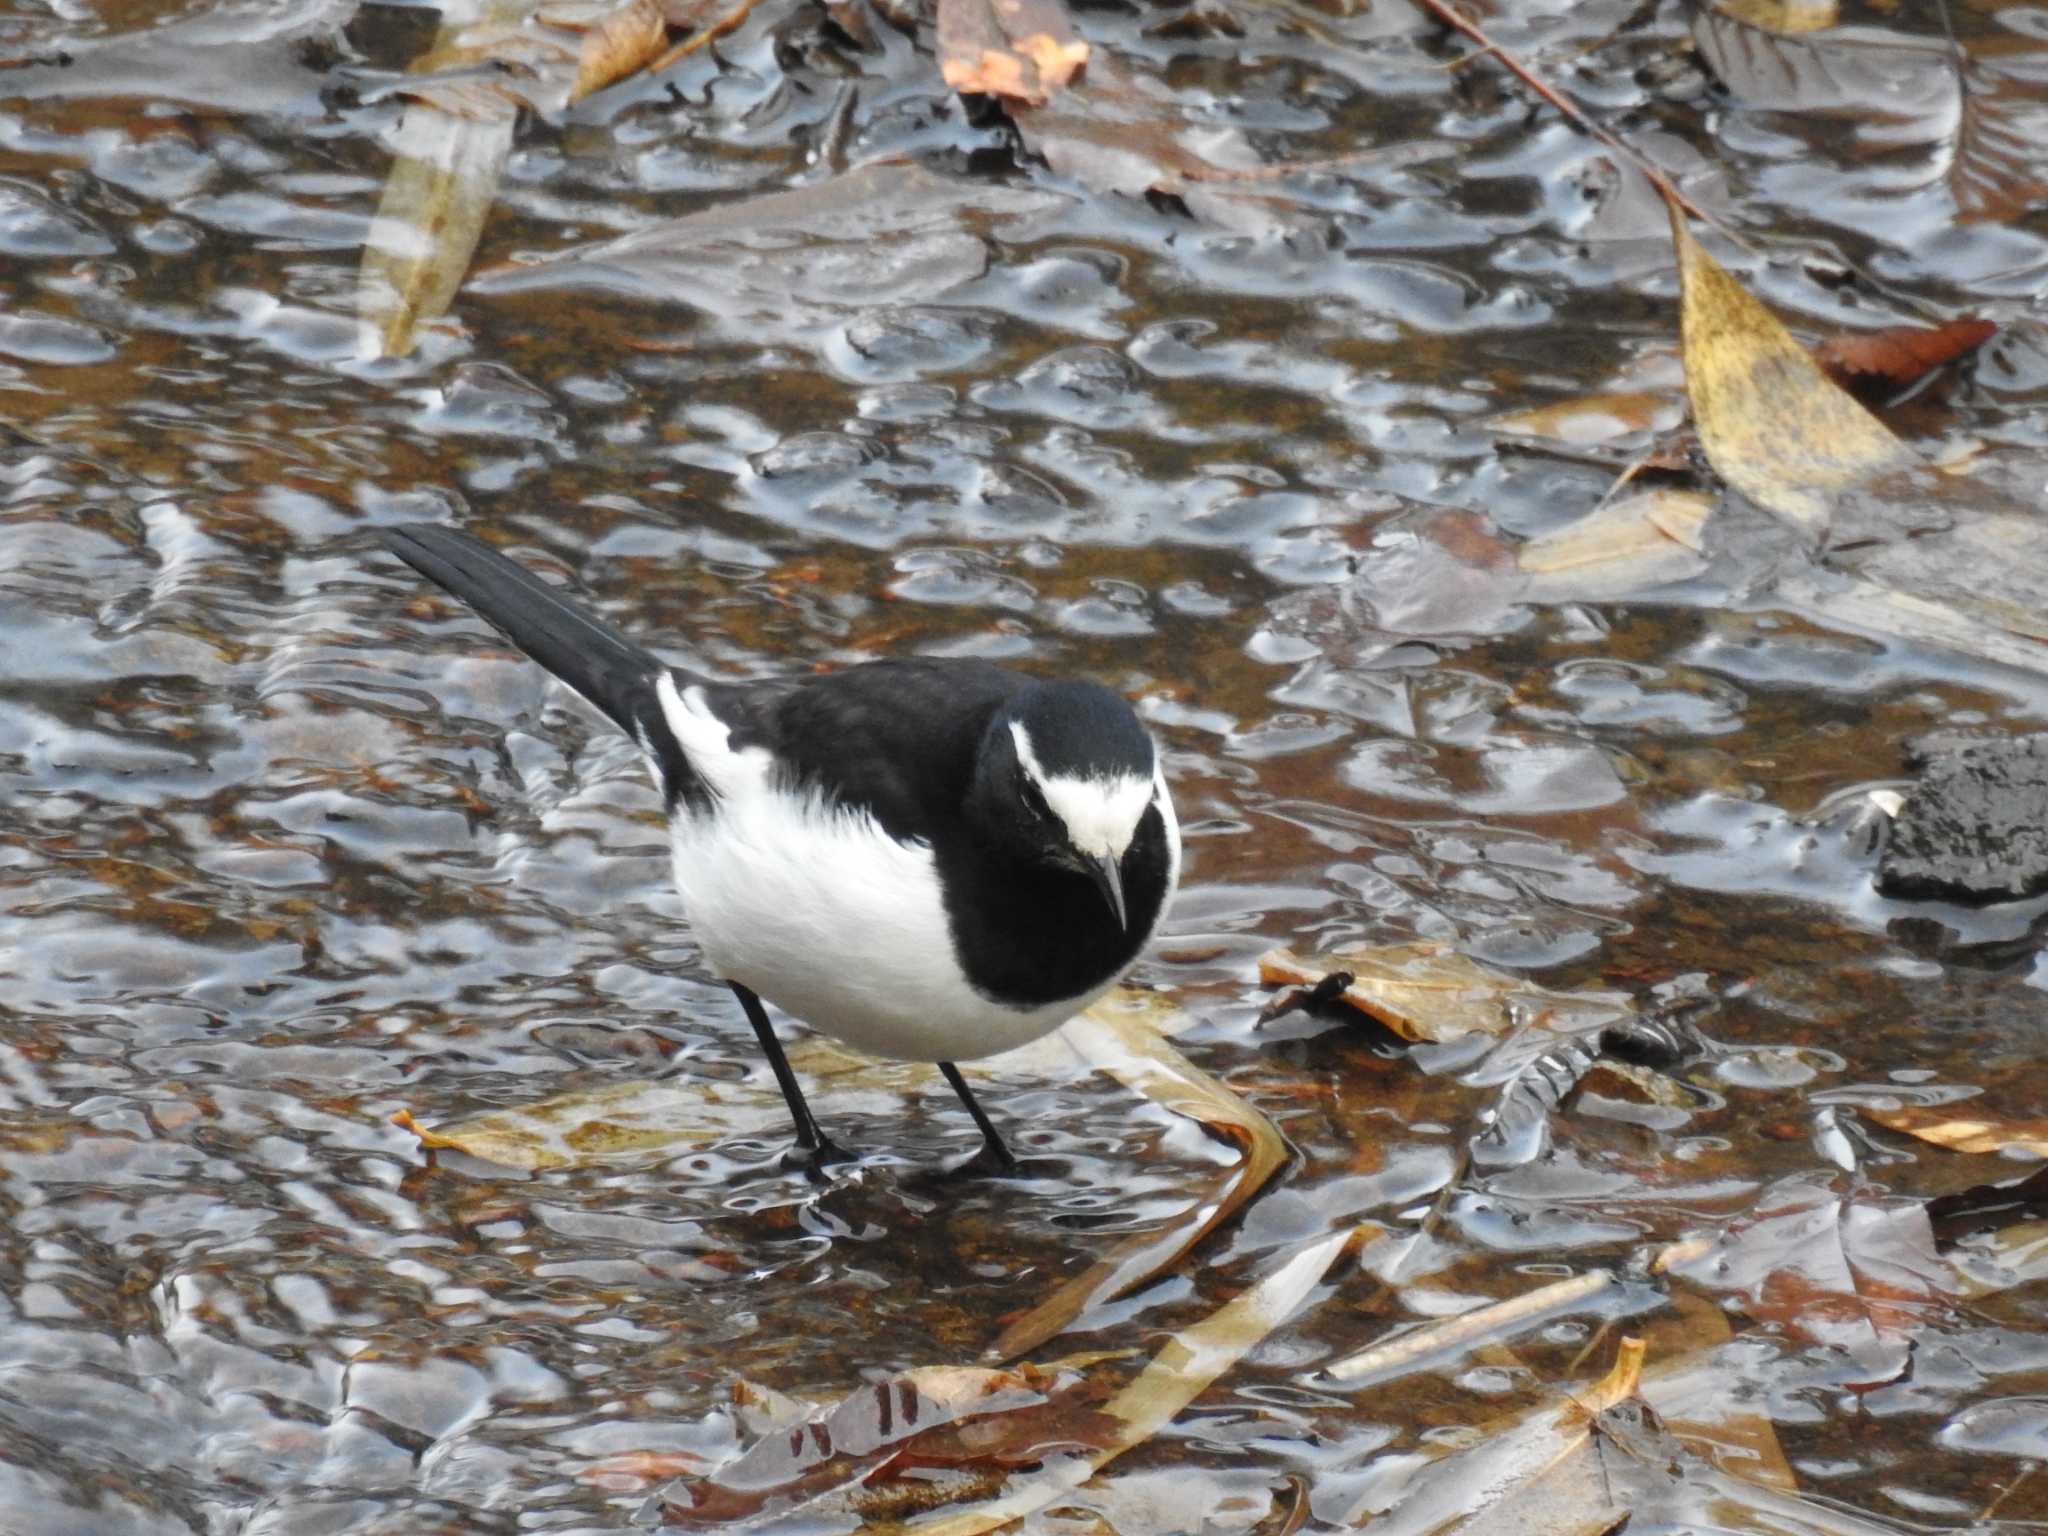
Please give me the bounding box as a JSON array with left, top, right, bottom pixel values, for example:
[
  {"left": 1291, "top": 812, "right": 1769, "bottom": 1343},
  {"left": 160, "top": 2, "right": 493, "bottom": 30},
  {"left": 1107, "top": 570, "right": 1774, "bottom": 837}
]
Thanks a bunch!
[{"left": 1411, "top": 0, "right": 1751, "bottom": 251}]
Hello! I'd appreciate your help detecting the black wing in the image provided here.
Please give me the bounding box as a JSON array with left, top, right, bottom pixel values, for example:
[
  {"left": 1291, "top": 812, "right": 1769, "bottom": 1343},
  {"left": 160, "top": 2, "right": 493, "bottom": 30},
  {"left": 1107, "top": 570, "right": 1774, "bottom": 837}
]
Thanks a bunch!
[{"left": 705, "top": 659, "right": 1030, "bottom": 844}]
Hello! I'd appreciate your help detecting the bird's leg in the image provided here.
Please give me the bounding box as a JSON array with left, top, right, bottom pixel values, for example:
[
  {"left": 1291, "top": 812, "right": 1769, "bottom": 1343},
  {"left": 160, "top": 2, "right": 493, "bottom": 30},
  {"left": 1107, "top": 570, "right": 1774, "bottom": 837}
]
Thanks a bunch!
[
  {"left": 938, "top": 1061, "right": 1017, "bottom": 1173},
  {"left": 729, "top": 982, "right": 850, "bottom": 1173}
]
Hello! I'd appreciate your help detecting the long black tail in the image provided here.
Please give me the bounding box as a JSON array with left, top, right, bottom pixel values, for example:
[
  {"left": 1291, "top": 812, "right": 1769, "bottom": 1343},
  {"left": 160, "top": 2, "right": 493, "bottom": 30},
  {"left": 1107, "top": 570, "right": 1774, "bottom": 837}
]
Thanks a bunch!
[{"left": 379, "top": 524, "right": 700, "bottom": 806}]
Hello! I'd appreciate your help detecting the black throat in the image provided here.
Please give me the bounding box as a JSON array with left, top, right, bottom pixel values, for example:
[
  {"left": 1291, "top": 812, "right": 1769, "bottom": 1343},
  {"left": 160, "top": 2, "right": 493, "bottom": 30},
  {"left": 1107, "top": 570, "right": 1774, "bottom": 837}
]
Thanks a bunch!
[{"left": 935, "top": 800, "right": 1174, "bottom": 1009}]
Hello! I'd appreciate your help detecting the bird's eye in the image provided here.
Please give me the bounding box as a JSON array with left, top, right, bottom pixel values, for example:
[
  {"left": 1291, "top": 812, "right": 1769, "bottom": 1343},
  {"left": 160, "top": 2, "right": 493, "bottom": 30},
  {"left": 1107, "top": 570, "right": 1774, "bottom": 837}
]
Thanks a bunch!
[{"left": 1019, "top": 777, "right": 1052, "bottom": 822}]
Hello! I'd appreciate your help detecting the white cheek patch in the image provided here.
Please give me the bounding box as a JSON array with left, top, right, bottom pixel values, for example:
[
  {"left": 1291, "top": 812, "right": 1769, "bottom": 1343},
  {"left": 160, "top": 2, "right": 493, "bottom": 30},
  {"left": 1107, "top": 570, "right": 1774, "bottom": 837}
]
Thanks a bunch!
[{"left": 1012, "top": 720, "right": 1155, "bottom": 859}]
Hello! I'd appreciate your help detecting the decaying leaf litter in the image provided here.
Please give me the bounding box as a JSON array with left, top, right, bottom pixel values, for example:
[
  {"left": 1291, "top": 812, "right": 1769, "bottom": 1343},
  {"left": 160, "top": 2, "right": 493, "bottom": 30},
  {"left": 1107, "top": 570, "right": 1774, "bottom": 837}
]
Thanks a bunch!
[{"left": 5, "top": 0, "right": 2048, "bottom": 1529}]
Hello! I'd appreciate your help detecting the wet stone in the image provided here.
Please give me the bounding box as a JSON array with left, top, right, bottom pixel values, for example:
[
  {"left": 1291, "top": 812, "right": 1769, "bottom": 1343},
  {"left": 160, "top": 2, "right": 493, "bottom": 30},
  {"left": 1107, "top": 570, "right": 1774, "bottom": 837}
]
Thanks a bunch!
[{"left": 1878, "top": 732, "right": 2048, "bottom": 905}]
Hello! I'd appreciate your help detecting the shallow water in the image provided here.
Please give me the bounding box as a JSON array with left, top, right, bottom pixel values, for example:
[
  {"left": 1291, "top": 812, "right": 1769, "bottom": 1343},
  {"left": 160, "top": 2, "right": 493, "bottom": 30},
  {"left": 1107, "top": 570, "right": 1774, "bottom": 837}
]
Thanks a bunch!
[{"left": 3, "top": 0, "right": 2048, "bottom": 1530}]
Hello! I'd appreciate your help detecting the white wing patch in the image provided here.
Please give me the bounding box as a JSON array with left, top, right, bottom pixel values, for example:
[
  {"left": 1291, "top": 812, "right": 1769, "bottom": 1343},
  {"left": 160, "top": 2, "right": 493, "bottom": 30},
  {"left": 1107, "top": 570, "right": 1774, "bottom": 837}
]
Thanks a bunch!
[{"left": 1010, "top": 720, "right": 1153, "bottom": 860}]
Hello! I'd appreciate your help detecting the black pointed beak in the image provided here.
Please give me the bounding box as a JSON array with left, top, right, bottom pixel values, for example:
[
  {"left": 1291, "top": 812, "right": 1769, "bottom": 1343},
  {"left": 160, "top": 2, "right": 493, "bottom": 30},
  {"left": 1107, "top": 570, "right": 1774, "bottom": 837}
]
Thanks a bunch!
[{"left": 1087, "top": 851, "right": 1128, "bottom": 930}]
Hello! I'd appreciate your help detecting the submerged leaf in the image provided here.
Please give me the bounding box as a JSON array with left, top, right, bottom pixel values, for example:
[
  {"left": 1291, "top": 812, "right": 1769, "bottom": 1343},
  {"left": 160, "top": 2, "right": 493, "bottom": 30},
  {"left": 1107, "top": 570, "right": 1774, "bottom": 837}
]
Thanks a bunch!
[
  {"left": 1321, "top": 1269, "right": 1619, "bottom": 1388},
  {"left": 1518, "top": 489, "right": 1712, "bottom": 597},
  {"left": 1691, "top": 4, "right": 1950, "bottom": 116},
  {"left": 466, "top": 161, "right": 1065, "bottom": 341},
  {"left": 1662, "top": 1179, "right": 1957, "bottom": 1381},
  {"left": 1011, "top": 50, "right": 1264, "bottom": 201},
  {"left": 991, "top": 994, "right": 1291, "bottom": 1360},
  {"left": 358, "top": 0, "right": 678, "bottom": 357},
  {"left": 1863, "top": 1101, "right": 2048, "bottom": 1158},
  {"left": 1949, "top": 61, "right": 2048, "bottom": 224},
  {"left": 662, "top": 1365, "right": 1096, "bottom": 1527},
  {"left": 1490, "top": 390, "right": 1686, "bottom": 449},
  {"left": 1670, "top": 207, "right": 1919, "bottom": 538},
  {"left": 894, "top": 1229, "right": 1355, "bottom": 1536}
]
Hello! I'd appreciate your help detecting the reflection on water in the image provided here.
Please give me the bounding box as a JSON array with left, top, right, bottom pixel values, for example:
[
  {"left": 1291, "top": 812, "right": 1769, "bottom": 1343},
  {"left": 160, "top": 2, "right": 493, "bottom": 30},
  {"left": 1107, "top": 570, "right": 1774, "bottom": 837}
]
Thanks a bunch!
[{"left": 3, "top": 0, "right": 2048, "bottom": 1529}]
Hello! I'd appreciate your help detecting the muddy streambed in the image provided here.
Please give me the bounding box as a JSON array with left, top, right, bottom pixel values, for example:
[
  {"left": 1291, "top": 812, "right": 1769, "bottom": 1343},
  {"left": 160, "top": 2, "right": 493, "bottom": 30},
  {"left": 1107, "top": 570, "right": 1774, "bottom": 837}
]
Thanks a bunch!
[{"left": 2, "top": 0, "right": 2047, "bottom": 1531}]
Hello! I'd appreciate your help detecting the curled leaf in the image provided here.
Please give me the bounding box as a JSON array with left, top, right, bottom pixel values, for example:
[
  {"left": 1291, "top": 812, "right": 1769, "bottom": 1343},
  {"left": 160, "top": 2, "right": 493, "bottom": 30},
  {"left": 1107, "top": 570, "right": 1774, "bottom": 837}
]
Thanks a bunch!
[
  {"left": 991, "top": 994, "right": 1291, "bottom": 1360},
  {"left": 1258, "top": 943, "right": 1620, "bottom": 1045}
]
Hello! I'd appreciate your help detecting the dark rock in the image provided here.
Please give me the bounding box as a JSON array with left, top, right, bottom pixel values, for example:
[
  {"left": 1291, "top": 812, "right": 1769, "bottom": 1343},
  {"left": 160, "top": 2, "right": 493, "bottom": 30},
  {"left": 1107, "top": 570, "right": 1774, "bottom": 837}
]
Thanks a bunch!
[{"left": 1878, "top": 732, "right": 2048, "bottom": 904}]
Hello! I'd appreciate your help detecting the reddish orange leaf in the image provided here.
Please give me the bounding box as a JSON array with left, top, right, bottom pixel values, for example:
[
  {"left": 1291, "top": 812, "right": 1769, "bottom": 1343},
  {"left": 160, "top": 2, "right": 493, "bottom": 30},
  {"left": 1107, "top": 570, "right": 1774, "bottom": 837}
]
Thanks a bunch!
[
  {"left": 577, "top": 1449, "right": 706, "bottom": 1491},
  {"left": 1814, "top": 317, "right": 1996, "bottom": 389},
  {"left": 937, "top": 0, "right": 1088, "bottom": 106}
]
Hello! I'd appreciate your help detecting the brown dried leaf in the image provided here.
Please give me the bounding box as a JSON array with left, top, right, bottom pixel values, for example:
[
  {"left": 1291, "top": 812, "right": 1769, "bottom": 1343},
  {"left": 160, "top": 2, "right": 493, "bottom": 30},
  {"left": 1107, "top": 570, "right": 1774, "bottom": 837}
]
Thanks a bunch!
[
  {"left": 665, "top": 1366, "right": 1075, "bottom": 1526},
  {"left": 1670, "top": 206, "right": 1920, "bottom": 537},
  {"left": 1663, "top": 1181, "right": 1957, "bottom": 1381},
  {"left": 937, "top": 0, "right": 1089, "bottom": 105},
  {"left": 568, "top": 0, "right": 668, "bottom": 101},
  {"left": 1258, "top": 943, "right": 1622, "bottom": 1045},
  {"left": 1863, "top": 1101, "right": 2048, "bottom": 1157},
  {"left": 1490, "top": 390, "right": 1687, "bottom": 449},
  {"left": 1712, "top": 0, "right": 1838, "bottom": 33},
  {"left": 1814, "top": 317, "right": 1996, "bottom": 388}
]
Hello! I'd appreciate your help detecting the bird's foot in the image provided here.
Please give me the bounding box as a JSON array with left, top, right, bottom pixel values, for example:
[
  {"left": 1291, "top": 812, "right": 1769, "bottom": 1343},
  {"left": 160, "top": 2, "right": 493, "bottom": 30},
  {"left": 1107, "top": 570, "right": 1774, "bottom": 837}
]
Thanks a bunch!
[
  {"left": 936, "top": 1136, "right": 1039, "bottom": 1180},
  {"left": 781, "top": 1137, "right": 856, "bottom": 1179}
]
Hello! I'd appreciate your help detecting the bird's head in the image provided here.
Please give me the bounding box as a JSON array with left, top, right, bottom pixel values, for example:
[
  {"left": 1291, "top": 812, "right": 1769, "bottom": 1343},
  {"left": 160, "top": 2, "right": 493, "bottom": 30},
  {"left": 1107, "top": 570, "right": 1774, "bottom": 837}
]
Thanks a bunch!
[{"left": 970, "top": 680, "right": 1161, "bottom": 929}]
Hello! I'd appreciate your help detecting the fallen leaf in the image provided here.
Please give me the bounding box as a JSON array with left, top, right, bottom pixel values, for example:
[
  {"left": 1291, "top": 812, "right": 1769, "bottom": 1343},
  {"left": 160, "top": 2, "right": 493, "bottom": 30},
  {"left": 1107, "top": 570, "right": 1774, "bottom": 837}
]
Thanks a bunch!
[
  {"left": 1864, "top": 1101, "right": 2048, "bottom": 1158},
  {"left": 1342, "top": 1332, "right": 1922, "bottom": 1536},
  {"left": 1257, "top": 943, "right": 1625, "bottom": 1046},
  {"left": 1712, "top": 0, "right": 1838, "bottom": 32},
  {"left": 1518, "top": 489, "right": 1713, "bottom": 593},
  {"left": 1691, "top": 4, "right": 1951, "bottom": 117},
  {"left": 1010, "top": 50, "right": 1266, "bottom": 202},
  {"left": 567, "top": 0, "right": 669, "bottom": 99},
  {"left": 465, "top": 161, "right": 1065, "bottom": 340},
  {"left": 889, "top": 1228, "right": 1357, "bottom": 1536},
  {"left": 663, "top": 1365, "right": 1091, "bottom": 1527},
  {"left": 1670, "top": 205, "right": 1921, "bottom": 538},
  {"left": 1490, "top": 390, "right": 1687, "bottom": 449},
  {"left": 1927, "top": 1168, "right": 2048, "bottom": 1250},
  {"left": 1662, "top": 1178, "right": 1957, "bottom": 1382},
  {"left": 1949, "top": 1215, "right": 2048, "bottom": 1297},
  {"left": 577, "top": 1449, "right": 708, "bottom": 1492},
  {"left": 989, "top": 992, "right": 1292, "bottom": 1360},
  {"left": 357, "top": 0, "right": 681, "bottom": 356},
  {"left": 937, "top": 0, "right": 1088, "bottom": 105},
  {"left": 1949, "top": 60, "right": 2048, "bottom": 225},
  {"left": 359, "top": 98, "right": 515, "bottom": 358},
  {"left": 1814, "top": 317, "right": 1996, "bottom": 389}
]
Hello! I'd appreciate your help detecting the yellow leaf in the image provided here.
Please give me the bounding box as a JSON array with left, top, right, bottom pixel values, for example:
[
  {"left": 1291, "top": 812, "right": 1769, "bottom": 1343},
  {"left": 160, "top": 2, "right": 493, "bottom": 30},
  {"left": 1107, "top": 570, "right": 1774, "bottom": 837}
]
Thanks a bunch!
[
  {"left": 991, "top": 995, "right": 1292, "bottom": 1360},
  {"left": 1670, "top": 206, "right": 1918, "bottom": 537},
  {"left": 1863, "top": 1101, "right": 2048, "bottom": 1158}
]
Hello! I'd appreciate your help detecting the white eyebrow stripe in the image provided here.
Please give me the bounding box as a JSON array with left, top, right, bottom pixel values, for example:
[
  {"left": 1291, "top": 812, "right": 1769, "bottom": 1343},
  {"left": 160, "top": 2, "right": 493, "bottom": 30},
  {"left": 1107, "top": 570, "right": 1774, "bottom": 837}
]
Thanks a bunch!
[{"left": 1011, "top": 720, "right": 1155, "bottom": 859}]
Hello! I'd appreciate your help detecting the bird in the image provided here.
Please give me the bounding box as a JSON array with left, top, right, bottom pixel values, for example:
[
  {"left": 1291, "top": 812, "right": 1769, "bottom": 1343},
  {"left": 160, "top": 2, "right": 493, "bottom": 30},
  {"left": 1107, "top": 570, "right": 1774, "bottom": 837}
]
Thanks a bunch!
[{"left": 377, "top": 524, "right": 1181, "bottom": 1173}]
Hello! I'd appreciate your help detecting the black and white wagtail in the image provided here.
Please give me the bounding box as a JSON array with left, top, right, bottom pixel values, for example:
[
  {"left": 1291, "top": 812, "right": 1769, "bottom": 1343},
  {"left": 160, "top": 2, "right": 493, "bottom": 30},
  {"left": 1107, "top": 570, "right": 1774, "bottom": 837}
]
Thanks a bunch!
[{"left": 379, "top": 525, "right": 1181, "bottom": 1172}]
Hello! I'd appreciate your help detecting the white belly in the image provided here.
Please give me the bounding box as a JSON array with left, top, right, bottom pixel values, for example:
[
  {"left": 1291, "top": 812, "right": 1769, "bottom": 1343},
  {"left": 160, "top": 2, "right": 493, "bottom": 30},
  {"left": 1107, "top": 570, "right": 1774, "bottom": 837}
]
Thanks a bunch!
[
  {"left": 657, "top": 676, "right": 1093, "bottom": 1062},
  {"left": 669, "top": 803, "right": 1097, "bottom": 1062}
]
